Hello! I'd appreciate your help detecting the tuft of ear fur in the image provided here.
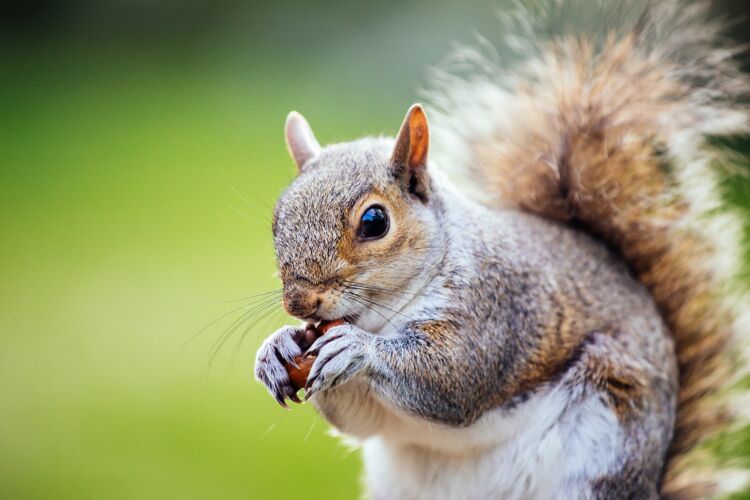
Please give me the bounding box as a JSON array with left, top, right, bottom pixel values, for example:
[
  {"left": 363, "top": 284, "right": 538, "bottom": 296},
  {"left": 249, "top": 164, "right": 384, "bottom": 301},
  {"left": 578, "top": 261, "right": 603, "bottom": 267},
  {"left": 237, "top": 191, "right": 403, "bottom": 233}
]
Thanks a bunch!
[
  {"left": 285, "top": 111, "right": 321, "bottom": 171},
  {"left": 392, "top": 104, "right": 430, "bottom": 201}
]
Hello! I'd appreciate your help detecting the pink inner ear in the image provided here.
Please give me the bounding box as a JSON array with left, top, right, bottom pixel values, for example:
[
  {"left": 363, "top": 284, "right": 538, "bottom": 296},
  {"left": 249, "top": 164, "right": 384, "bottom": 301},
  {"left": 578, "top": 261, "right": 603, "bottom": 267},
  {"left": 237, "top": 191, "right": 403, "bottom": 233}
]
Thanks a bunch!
[
  {"left": 285, "top": 112, "right": 321, "bottom": 171},
  {"left": 407, "top": 109, "right": 429, "bottom": 168},
  {"left": 288, "top": 129, "right": 313, "bottom": 163}
]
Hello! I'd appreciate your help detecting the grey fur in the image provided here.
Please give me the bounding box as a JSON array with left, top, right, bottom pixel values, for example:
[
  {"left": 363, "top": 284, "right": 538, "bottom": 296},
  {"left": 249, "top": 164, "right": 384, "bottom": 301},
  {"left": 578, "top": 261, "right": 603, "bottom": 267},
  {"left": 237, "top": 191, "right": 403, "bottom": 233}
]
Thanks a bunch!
[{"left": 257, "top": 135, "right": 678, "bottom": 496}]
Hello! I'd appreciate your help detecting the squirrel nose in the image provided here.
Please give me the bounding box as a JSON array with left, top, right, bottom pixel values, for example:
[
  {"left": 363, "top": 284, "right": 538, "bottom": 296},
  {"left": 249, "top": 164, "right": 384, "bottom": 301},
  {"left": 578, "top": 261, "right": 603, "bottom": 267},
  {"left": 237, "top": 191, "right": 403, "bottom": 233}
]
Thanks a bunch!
[{"left": 283, "top": 288, "right": 321, "bottom": 319}]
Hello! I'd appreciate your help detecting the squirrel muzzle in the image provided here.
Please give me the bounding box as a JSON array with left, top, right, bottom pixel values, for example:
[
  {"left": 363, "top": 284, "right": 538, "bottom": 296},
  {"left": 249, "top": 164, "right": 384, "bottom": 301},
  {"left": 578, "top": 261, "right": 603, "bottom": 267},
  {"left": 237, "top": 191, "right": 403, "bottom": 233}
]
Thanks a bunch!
[{"left": 282, "top": 284, "right": 323, "bottom": 320}]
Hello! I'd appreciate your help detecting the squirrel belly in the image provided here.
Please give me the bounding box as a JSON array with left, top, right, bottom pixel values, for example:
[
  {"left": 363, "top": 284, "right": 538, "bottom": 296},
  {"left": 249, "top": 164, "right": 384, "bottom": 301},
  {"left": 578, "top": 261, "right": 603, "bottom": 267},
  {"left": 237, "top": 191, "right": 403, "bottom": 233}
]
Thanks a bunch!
[
  {"left": 361, "top": 386, "right": 623, "bottom": 500},
  {"left": 255, "top": 1, "right": 749, "bottom": 498}
]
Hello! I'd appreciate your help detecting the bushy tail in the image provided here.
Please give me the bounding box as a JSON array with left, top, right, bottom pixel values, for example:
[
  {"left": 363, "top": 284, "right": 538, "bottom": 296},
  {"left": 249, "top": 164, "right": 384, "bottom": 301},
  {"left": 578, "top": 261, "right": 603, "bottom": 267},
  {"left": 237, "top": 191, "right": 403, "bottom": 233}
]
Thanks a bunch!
[{"left": 427, "top": 1, "right": 750, "bottom": 497}]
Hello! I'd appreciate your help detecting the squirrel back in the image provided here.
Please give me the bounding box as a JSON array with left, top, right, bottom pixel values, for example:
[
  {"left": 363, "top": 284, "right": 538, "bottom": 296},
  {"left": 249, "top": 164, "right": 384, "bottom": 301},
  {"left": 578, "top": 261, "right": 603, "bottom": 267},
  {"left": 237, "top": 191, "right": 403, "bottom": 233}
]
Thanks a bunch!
[{"left": 427, "top": 1, "right": 749, "bottom": 497}]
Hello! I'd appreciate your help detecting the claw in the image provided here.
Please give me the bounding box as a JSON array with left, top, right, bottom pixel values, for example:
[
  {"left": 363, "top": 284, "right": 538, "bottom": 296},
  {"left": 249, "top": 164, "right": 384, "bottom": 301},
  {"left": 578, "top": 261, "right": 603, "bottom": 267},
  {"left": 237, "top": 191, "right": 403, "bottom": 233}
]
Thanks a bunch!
[
  {"left": 274, "top": 391, "right": 290, "bottom": 410},
  {"left": 255, "top": 325, "right": 312, "bottom": 409},
  {"left": 305, "top": 332, "right": 344, "bottom": 358},
  {"left": 288, "top": 391, "right": 302, "bottom": 404},
  {"left": 284, "top": 384, "right": 302, "bottom": 404},
  {"left": 305, "top": 345, "right": 346, "bottom": 391},
  {"left": 304, "top": 387, "right": 316, "bottom": 401},
  {"left": 284, "top": 351, "right": 300, "bottom": 369},
  {"left": 304, "top": 373, "right": 318, "bottom": 392},
  {"left": 275, "top": 343, "right": 301, "bottom": 367}
]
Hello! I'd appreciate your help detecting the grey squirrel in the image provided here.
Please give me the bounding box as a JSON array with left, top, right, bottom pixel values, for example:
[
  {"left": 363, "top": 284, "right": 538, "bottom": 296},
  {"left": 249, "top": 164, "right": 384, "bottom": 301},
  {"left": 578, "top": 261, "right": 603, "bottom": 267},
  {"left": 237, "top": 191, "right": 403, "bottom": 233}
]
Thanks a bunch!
[{"left": 254, "top": 1, "right": 750, "bottom": 498}]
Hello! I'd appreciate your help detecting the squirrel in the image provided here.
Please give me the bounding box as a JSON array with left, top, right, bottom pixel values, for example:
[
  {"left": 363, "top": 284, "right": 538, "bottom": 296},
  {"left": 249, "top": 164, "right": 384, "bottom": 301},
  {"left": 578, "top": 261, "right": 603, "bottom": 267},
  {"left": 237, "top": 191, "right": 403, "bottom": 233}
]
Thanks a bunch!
[{"left": 254, "top": 1, "right": 750, "bottom": 498}]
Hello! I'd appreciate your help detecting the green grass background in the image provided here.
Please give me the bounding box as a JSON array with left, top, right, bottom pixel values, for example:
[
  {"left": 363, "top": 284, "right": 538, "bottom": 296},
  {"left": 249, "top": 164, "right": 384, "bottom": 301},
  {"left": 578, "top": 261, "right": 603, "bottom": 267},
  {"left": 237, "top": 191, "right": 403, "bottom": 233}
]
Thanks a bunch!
[
  {"left": 1, "top": 2, "right": 749, "bottom": 499},
  {"left": 0, "top": 53, "right": 384, "bottom": 498}
]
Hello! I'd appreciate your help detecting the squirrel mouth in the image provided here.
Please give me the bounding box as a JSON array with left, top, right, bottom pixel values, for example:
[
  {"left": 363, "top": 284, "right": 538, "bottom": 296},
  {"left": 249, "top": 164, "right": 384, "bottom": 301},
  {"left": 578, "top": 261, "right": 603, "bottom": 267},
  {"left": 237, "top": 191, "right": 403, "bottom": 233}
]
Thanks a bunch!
[{"left": 308, "top": 314, "right": 358, "bottom": 329}]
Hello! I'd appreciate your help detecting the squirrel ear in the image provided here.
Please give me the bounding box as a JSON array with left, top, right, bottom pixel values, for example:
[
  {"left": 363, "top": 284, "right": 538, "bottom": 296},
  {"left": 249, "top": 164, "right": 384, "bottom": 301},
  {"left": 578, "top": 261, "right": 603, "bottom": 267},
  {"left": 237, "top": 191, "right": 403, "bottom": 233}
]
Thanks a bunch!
[
  {"left": 285, "top": 111, "right": 321, "bottom": 171},
  {"left": 391, "top": 104, "right": 430, "bottom": 201}
]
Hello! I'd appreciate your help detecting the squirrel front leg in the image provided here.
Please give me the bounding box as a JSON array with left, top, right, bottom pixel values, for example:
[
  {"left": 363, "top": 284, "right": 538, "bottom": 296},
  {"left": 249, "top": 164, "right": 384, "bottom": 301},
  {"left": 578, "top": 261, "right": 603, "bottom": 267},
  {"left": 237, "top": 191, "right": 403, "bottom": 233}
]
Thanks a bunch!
[{"left": 306, "top": 320, "right": 481, "bottom": 427}]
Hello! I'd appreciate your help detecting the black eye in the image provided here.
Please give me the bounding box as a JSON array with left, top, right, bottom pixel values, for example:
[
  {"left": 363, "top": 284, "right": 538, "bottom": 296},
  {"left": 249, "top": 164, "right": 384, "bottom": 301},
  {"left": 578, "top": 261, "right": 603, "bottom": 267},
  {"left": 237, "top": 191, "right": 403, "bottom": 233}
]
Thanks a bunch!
[{"left": 359, "top": 205, "right": 389, "bottom": 240}]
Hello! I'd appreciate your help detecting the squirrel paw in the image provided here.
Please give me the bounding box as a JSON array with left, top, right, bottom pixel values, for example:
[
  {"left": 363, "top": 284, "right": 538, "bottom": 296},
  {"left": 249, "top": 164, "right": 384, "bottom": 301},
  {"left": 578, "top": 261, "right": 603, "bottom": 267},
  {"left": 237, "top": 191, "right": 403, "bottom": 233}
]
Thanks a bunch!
[
  {"left": 254, "top": 325, "right": 305, "bottom": 408},
  {"left": 303, "top": 325, "right": 369, "bottom": 400}
]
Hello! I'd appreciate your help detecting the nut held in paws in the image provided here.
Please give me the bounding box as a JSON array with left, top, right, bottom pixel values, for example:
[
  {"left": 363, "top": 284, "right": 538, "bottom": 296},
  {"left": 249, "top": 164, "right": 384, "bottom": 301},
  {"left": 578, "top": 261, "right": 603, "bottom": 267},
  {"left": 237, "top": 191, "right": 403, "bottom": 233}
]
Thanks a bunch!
[{"left": 285, "top": 319, "right": 345, "bottom": 392}]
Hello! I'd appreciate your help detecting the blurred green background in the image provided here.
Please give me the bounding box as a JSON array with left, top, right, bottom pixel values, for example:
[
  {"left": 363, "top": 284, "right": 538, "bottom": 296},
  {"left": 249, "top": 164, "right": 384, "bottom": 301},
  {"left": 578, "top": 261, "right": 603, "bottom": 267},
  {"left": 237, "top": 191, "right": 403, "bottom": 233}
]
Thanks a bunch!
[{"left": 1, "top": 1, "right": 749, "bottom": 499}]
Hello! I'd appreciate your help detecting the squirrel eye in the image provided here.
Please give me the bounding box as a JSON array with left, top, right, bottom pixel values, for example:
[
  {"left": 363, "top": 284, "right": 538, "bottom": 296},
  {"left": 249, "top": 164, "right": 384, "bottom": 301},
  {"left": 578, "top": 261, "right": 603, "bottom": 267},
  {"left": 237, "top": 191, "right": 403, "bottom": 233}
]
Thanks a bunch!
[{"left": 359, "top": 205, "right": 389, "bottom": 240}]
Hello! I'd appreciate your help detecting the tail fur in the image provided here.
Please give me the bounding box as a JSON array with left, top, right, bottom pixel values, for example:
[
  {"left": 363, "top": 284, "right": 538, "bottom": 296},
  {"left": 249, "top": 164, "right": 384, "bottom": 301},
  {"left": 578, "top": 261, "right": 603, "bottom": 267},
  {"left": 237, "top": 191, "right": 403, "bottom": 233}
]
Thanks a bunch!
[{"left": 427, "top": 1, "right": 750, "bottom": 497}]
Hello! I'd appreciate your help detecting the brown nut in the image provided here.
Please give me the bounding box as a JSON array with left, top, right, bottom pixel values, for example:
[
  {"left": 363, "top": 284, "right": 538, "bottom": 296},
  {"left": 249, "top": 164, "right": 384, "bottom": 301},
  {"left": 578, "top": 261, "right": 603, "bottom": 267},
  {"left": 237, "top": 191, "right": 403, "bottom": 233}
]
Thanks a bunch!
[
  {"left": 287, "top": 356, "right": 315, "bottom": 391},
  {"left": 285, "top": 319, "right": 346, "bottom": 391}
]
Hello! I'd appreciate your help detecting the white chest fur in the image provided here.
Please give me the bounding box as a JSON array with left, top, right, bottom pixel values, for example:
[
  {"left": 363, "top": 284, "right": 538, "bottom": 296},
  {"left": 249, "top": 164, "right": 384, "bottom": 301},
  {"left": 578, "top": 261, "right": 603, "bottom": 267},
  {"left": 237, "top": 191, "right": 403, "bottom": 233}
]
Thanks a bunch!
[{"left": 358, "top": 384, "right": 622, "bottom": 500}]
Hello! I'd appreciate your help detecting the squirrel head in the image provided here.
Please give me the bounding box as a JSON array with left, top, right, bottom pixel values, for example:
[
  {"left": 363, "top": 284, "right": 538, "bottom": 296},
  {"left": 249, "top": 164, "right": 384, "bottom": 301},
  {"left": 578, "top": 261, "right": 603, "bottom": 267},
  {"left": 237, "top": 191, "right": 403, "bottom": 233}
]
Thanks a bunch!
[{"left": 273, "top": 104, "right": 439, "bottom": 325}]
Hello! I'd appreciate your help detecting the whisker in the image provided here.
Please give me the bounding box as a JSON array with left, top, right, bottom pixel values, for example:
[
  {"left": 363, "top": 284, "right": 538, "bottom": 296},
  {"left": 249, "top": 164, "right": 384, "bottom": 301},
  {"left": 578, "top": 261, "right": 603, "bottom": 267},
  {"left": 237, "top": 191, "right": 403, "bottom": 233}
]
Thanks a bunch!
[
  {"left": 343, "top": 293, "right": 402, "bottom": 334},
  {"left": 343, "top": 280, "right": 452, "bottom": 301},
  {"left": 346, "top": 291, "right": 416, "bottom": 323},
  {"left": 230, "top": 302, "right": 287, "bottom": 369},
  {"left": 183, "top": 290, "right": 282, "bottom": 350},
  {"left": 231, "top": 187, "right": 275, "bottom": 224},
  {"left": 204, "top": 294, "right": 282, "bottom": 375},
  {"left": 343, "top": 280, "right": 424, "bottom": 297},
  {"left": 231, "top": 204, "right": 273, "bottom": 228},
  {"left": 203, "top": 288, "right": 283, "bottom": 304}
]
